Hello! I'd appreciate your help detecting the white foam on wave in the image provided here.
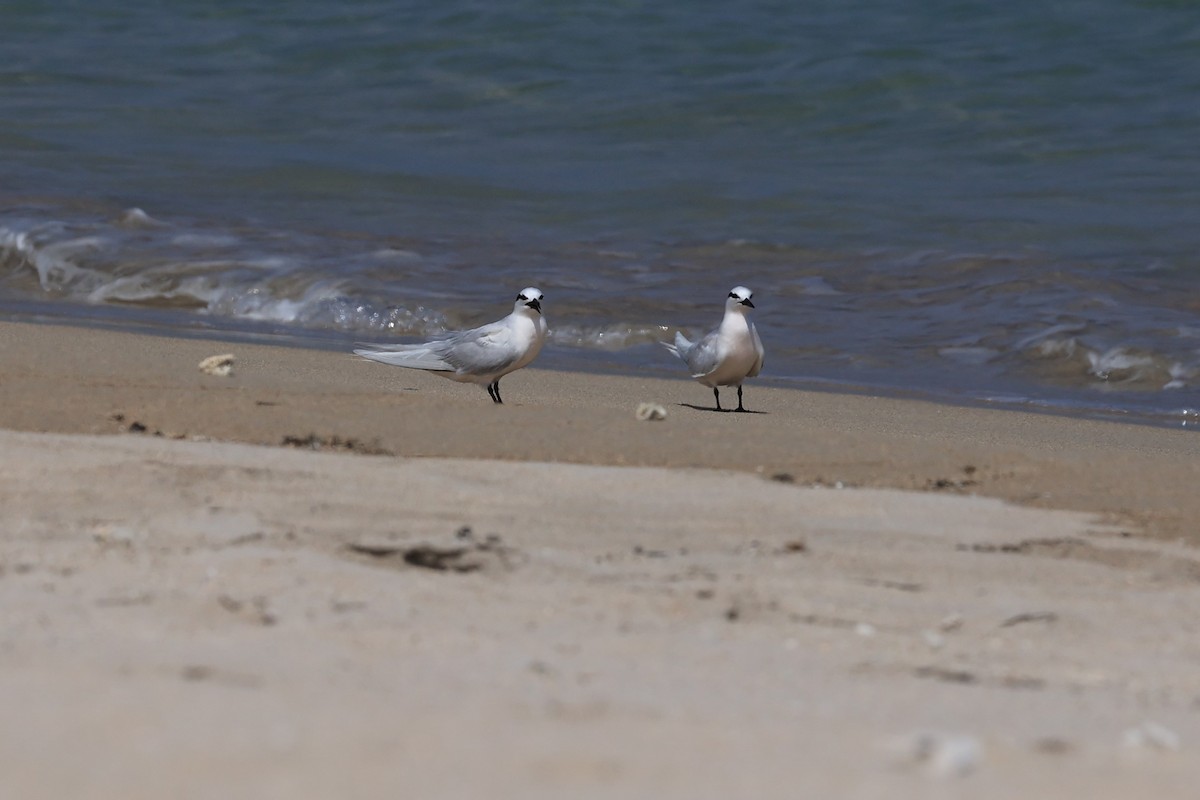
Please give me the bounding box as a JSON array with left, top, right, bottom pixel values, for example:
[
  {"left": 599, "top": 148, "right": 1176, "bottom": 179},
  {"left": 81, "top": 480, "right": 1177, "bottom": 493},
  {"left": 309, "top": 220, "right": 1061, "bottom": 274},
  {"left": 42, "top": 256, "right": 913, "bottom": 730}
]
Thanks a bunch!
[
  {"left": 117, "top": 207, "right": 166, "bottom": 228},
  {"left": 1013, "top": 322, "right": 1087, "bottom": 352},
  {"left": 1163, "top": 362, "right": 1196, "bottom": 391},
  {"left": 1023, "top": 333, "right": 1195, "bottom": 391},
  {"left": 549, "top": 323, "right": 672, "bottom": 351},
  {"left": 1, "top": 220, "right": 458, "bottom": 337},
  {"left": 1, "top": 229, "right": 111, "bottom": 295},
  {"left": 1034, "top": 337, "right": 1077, "bottom": 358},
  {"left": 1006, "top": 317, "right": 1200, "bottom": 391},
  {"left": 206, "top": 281, "right": 346, "bottom": 323},
  {"left": 1086, "top": 347, "right": 1157, "bottom": 382}
]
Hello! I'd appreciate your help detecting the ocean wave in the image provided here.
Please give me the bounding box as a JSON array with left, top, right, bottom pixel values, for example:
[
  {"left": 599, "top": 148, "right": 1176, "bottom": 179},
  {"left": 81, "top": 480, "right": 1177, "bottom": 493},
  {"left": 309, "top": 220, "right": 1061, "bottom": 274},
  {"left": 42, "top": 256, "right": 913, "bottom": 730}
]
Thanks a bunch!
[
  {"left": 1017, "top": 332, "right": 1198, "bottom": 392},
  {"left": 3, "top": 205, "right": 1200, "bottom": 417},
  {"left": 0, "top": 214, "right": 458, "bottom": 336}
]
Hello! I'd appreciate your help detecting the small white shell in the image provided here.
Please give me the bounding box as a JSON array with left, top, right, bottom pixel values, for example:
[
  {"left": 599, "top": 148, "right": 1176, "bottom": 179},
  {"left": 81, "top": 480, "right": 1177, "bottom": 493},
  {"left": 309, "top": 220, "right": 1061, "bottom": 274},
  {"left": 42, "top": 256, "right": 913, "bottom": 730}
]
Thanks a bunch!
[
  {"left": 198, "top": 353, "right": 236, "bottom": 377},
  {"left": 635, "top": 402, "right": 667, "bottom": 421}
]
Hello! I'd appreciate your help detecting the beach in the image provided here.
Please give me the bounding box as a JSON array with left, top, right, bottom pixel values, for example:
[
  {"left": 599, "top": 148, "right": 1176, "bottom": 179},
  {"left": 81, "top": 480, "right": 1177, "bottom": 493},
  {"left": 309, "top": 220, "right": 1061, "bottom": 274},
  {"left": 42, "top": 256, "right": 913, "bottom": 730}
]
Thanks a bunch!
[
  {"left": 2, "top": 319, "right": 1199, "bottom": 797},
  {"left": 5, "top": 3, "right": 1199, "bottom": 795}
]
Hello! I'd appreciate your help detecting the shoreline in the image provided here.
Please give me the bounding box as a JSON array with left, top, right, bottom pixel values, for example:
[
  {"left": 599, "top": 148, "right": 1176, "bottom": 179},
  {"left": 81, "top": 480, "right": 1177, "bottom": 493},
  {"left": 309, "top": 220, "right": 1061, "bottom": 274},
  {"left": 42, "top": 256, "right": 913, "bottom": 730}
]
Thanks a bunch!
[
  {"left": 0, "top": 318, "right": 1196, "bottom": 540},
  {"left": 3, "top": 305, "right": 1196, "bottom": 431}
]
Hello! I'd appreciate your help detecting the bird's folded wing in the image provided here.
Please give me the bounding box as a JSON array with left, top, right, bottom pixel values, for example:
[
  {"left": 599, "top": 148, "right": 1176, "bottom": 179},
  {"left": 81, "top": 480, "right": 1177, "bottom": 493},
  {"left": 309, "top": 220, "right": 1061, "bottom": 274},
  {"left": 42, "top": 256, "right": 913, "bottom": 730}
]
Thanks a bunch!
[
  {"left": 682, "top": 331, "right": 720, "bottom": 378},
  {"left": 748, "top": 324, "right": 765, "bottom": 377},
  {"left": 441, "top": 324, "right": 522, "bottom": 374}
]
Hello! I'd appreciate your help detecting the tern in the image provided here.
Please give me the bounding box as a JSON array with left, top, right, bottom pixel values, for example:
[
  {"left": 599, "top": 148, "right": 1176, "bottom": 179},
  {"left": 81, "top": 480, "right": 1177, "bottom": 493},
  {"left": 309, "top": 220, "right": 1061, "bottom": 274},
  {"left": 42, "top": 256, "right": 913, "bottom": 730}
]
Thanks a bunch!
[
  {"left": 355, "top": 288, "right": 547, "bottom": 404},
  {"left": 662, "top": 286, "right": 764, "bottom": 412}
]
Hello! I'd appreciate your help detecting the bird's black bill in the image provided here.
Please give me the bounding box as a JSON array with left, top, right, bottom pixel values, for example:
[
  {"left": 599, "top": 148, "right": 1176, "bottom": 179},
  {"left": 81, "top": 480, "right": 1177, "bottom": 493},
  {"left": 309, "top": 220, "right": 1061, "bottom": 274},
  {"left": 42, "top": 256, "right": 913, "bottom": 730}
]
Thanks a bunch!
[
  {"left": 526, "top": 298, "right": 542, "bottom": 312},
  {"left": 740, "top": 298, "right": 754, "bottom": 308}
]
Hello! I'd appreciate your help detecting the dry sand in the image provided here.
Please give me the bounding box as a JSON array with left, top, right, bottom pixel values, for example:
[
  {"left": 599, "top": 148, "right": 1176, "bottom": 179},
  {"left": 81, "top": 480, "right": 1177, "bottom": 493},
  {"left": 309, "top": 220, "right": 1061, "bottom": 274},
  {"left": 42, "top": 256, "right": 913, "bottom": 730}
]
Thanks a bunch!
[{"left": 1, "top": 319, "right": 1199, "bottom": 798}]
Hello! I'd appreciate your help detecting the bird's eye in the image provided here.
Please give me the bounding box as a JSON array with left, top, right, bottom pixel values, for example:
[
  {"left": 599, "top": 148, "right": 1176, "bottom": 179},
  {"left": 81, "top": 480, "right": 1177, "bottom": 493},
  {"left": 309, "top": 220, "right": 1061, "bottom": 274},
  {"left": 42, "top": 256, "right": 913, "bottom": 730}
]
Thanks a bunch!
[
  {"left": 728, "top": 292, "right": 737, "bottom": 299},
  {"left": 517, "top": 294, "right": 526, "bottom": 301}
]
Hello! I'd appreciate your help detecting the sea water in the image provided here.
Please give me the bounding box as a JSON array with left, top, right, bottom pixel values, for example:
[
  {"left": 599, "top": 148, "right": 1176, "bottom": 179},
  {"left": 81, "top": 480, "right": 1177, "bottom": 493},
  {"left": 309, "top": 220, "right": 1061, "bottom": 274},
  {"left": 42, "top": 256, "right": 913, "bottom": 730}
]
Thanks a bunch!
[{"left": 2, "top": 1, "right": 1198, "bottom": 425}]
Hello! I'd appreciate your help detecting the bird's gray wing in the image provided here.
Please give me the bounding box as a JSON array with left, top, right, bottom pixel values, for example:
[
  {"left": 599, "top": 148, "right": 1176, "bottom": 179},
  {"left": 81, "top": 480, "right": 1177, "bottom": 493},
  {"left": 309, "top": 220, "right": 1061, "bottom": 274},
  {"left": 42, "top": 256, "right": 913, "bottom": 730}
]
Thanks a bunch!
[
  {"left": 683, "top": 329, "right": 722, "bottom": 378},
  {"left": 748, "top": 322, "right": 765, "bottom": 377},
  {"left": 438, "top": 322, "right": 522, "bottom": 375}
]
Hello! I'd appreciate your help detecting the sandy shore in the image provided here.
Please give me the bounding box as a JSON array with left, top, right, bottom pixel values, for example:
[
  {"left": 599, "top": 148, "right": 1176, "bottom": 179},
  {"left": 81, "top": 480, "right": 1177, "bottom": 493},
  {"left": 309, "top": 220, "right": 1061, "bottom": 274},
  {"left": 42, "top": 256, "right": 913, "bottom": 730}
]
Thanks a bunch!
[{"left": 2, "top": 319, "right": 1199, "bottom": 797}]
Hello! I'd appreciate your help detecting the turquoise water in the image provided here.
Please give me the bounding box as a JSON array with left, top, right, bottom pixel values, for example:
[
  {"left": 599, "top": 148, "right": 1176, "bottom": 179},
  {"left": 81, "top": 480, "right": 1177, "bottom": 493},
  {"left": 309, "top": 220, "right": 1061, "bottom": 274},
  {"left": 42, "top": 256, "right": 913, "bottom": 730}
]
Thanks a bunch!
[{"left": 2, "top": 2, "right": 1199, "bottom": 423}]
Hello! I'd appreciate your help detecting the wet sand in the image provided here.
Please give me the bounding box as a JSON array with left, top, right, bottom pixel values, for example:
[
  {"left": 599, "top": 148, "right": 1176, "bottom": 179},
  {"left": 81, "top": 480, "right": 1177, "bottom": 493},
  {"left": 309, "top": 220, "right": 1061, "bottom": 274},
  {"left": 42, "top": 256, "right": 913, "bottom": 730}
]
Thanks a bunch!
[{"left": 2, "top": 320, "right": 1199, "bottom": 797}]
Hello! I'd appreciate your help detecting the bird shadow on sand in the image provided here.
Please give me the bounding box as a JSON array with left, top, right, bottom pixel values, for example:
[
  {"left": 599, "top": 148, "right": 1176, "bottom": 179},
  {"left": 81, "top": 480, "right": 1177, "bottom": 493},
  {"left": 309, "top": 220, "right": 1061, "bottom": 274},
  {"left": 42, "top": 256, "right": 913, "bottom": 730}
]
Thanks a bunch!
[{"left": 678, "top": 403, "right": 769, "bottom": 415}]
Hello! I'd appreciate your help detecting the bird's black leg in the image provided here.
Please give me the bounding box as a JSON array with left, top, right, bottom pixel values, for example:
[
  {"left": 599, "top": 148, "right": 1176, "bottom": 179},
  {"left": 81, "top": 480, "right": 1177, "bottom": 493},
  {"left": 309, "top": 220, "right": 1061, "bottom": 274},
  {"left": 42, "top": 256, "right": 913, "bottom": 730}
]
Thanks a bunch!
[
  {"left": 493, "top": 380, "right": 504, "bottom": 405},
  {"left": 713, "top": 387, "right": 723, "bottom": 412},
  {"left": 735, "top": 385, "right": 747, "bottom": 412},
  {"left": 486, "top": 382, "right": 501, "bottom": 404}
]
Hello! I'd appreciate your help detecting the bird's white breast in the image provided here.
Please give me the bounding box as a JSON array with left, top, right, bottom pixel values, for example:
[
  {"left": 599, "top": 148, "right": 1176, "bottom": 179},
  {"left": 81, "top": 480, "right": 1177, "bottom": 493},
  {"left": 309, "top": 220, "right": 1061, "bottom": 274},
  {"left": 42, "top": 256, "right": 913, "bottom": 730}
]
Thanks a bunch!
[{"left": 704, "top": 314, "right": 760, "bottom": 386}]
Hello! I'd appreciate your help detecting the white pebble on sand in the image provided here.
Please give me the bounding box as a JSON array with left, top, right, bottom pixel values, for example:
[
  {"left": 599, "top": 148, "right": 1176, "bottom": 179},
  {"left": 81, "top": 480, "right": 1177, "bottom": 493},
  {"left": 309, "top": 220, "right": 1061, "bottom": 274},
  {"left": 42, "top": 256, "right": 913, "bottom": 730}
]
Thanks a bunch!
[
  {"left": 635, "top": 402, "right": 667, "bottom": 421},
  {"left": 199, "top": 353, "right": 236, "bottom": 377}
]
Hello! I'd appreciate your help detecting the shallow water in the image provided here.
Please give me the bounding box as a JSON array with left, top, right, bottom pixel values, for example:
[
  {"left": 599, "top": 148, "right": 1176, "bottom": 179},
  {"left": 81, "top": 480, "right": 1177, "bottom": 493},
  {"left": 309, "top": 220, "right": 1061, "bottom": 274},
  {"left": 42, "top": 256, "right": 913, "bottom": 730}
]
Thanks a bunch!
[{"left": 2, "top": 2, "right": 1198, "bottom": 426}]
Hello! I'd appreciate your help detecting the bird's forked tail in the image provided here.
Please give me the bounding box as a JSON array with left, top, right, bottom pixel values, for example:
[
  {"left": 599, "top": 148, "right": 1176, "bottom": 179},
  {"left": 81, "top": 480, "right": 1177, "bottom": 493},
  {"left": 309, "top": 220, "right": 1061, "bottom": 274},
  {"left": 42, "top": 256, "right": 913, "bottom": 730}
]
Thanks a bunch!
[{"left": 661, "top": 331, "right": 691, "bottom": 360}]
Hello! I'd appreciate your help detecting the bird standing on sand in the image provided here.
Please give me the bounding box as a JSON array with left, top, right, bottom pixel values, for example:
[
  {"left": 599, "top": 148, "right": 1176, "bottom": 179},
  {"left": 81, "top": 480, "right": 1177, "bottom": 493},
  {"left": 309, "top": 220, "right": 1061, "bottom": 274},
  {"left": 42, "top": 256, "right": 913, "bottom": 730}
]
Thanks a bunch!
[
  {"left": 355, "top": 288, "right": 547, "bottom": 404},
  {"left": 662, "top": 286, "right": 764, "bottom": 412}
]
